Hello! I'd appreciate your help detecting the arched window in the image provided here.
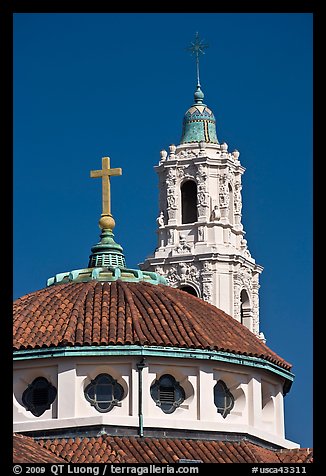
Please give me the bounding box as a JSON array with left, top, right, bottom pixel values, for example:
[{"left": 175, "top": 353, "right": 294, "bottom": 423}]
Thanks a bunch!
[
  {"left": 84, "top": 374, "right": 124, "bottom": 413},
  {"left": 179, "top": 285, "right": 198, "bottom": 297},
  {"left": 22, "top": 377, "right": 57, "bottom": 417},
  {"left": 150, "top": 374, "right": 185, "bottom": 414},
  {"left": 240, "top": 289, "right": 252, "bottom": 331},
  {"left": 181, "top": 181, "right": 197, "bottom": 224},
  {"left": 228, "top": 183, "right": 234, "bottom": 224},
  {"left": 214, "top": 380, "right": 234, "bottom": 418}
]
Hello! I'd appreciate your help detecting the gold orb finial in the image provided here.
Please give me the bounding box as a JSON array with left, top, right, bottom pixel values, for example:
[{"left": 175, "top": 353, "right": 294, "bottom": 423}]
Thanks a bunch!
[{"left": 99, "top": 214, "right": 115, "bottom": 230}]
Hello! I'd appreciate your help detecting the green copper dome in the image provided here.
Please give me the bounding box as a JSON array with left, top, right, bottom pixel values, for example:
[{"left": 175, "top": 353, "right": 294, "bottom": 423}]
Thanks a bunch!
[{"left": 180, "top": 86, "right": 218, "bottom": 144}]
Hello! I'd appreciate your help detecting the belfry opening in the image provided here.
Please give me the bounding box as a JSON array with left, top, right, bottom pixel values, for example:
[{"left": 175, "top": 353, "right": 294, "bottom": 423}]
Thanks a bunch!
[
  {"left": 179, "top": 284, "right": 198, "bottom": 297},
  {"left": 181, "top": 180, "right": 197, "bottom": 224}
]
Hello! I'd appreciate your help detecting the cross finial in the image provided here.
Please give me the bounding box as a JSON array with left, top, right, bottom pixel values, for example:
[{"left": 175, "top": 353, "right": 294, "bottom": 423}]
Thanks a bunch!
[
  {"left": 187, "top": 32, "right": 209, "bottom": 88},
  {"left": 90, "top": 157, "right": 122, "bottom": 230}
]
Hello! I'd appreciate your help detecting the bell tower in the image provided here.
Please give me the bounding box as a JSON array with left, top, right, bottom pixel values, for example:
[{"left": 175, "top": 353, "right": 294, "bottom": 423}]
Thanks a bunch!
[{"left": 140, "top": 34, "right": 264, "bottom": 337}]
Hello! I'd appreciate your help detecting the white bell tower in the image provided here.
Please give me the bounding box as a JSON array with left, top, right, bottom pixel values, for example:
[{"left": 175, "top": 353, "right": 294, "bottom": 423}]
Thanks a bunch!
[{"left": 140, "top": 35, "right": 264, "bottom": 337}]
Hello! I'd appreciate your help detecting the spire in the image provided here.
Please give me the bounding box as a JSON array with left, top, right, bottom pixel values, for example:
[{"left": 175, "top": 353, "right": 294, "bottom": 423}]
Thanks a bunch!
[
  {"left": 88, "top": 157, "right": 126, "bottom": 268},
  {"left": 188, "top": 32, "right": 208, "bottom": 90},
  {"left": 180, "top": 33, "right": 218, "bottom": 144}
]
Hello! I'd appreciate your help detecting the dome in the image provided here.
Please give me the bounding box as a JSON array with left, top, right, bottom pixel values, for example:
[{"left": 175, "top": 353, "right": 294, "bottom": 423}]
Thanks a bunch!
[
  {"left": 180, "top": 86, "right": 219, "bottom": 144},
  {"left": 13, "top": 279, "right": 290, "bottom": 371}
]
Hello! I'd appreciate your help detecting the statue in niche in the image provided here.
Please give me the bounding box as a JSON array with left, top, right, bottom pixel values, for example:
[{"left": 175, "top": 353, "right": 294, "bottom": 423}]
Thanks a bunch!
[
  {"left": 156, "top": 211, "right": 165, "bottom": 228},
  {"left": 210, "top": 205, "right": 221, "bottom": 221}
]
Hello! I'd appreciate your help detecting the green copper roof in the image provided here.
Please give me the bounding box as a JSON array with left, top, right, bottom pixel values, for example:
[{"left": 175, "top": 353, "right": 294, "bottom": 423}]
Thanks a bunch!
[
  {"left": 47, "top": 266, "right": 166, "bottom": 286},
  {"left": 88, "top": 228, "right": 126, "bottom": 268},
  {"left": 180, "top": 86, "right": 219, "bottom": 144}
]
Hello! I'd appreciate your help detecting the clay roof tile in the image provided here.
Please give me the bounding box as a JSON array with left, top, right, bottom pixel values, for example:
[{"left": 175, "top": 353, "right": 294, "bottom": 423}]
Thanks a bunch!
[{"left": 13, "top": 280, "right": 291, "bottom": 370}]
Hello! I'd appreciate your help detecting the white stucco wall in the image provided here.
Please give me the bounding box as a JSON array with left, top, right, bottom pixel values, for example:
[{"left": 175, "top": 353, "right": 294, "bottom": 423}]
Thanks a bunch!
[{"left": 13, "top": 354, "right": 298, "bottom": 449}]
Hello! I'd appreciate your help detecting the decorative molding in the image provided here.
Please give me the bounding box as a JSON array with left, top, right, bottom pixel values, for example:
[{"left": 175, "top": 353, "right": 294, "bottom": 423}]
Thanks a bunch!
[{"left": 13, "top": 345, "right": 295, "bottom": 387}]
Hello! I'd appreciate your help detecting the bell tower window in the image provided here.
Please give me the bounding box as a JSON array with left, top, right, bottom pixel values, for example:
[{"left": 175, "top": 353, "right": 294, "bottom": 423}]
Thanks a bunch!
[
  {"left": 240, "top": 289, "right": 253, "bottom": 331},
  {"left": 181, "top": 181, "right": 197, "bottom": 224}
]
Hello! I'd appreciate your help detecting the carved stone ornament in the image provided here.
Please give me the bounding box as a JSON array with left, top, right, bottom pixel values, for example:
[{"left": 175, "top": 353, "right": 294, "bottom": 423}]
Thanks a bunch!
[
  {"left": 177, "top": 166, "right": 186, "bottom": 179},
  {"left": 196, "top": 164, "right": 207, "bottom": 181},
  {"left": 155, "top": 266, "right": 164, "bottom": 276},
  {"left": 219, "top": 193, "right": 229, "bottom": 208},
  {"left": 233, "top": 282, "right": 241, "bottom": 322},
  {"left": 165, "top": 266, "right": 180, "bottom": 285},
  {"left": 175, "top": 234, "right": 192, "bottom": 253},
  {"left": 198, "top": 191, "right": 209, "bottom": 207},
  {"left": 167, "top": 229, "right": 174, "bottom": 244},
  {"left": 234, "top": 181, "right": 242, "bottom": 213},
  {"left": 165, "top": 263, "right": 199, "bottom": 286},
  {"left": 238, "top": 266, "right": 253, "bottom": 291},
  {"left": 177, "top": 149, "right": 199, "bottom": 160},
  {"left": 202, "top": 281, "right": 212, "bottom": 303},
  {"left": 167, "top": 208, "right": 177, "bottom": 220},
  {"left": 202, "top": 261, "right": 211, "bottom": 272},
  {"left": 166, "top": 168, "right": 176, "bottom": 187}
]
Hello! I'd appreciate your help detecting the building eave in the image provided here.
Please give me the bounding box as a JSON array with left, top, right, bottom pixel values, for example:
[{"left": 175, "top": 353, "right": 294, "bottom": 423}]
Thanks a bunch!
[{"left": 13, "top": 344, "right": 294, "bottom": 393}]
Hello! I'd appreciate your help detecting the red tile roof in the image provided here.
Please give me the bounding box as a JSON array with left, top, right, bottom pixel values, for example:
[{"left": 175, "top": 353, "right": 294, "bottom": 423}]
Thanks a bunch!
[
  {"left": 13, "top": 434, "right": 313, "bottom": 464},
  {"left": 13, "top": 433, "right": 66, "bottom": 463},
  {"left": 277, "top": 447, "right": 314, "bottom": 463},
  {"left": 13, "top": 280, "right": 291, "bottom": 369}
]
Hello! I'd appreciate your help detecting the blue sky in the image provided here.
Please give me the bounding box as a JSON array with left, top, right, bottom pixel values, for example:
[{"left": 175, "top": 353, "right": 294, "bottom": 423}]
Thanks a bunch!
[{"left": 13, "top": 13, "right": 313, "bottom": 448}]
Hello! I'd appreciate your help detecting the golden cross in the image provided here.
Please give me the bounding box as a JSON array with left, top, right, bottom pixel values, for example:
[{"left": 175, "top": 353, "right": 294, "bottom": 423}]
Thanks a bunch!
[{"left": 90, "top": 157, "right": 122, "bottom": 216}]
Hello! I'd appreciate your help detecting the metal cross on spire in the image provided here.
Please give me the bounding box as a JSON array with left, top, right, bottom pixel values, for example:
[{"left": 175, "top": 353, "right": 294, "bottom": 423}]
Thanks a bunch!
[
  {"left": 187, "top": 32, "right": 209, "bottom": 88},
  {"left": 90, "top": 157, "right": 122, "bottom": 217},
  {"left": 90, "top": 157, "right": 122, "bottom": 230}
]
